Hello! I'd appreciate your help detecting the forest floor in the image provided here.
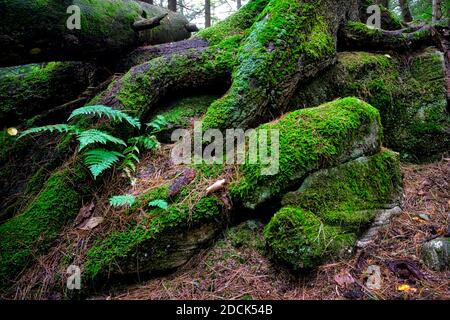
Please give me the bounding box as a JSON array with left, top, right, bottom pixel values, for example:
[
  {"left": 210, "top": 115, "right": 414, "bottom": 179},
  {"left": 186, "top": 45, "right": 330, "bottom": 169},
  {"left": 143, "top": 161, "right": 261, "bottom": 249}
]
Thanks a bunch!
[{"left": 97, "top": 157, "right": 450, "bottom": 300}]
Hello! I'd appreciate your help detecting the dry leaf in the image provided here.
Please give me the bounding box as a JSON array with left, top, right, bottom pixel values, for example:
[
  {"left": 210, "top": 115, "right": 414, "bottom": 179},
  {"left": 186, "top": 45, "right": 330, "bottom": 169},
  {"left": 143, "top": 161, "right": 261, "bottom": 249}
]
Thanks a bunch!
[
  {"left": 206, "top": 179, "right": 226, "bottom": 194},
  {"left": 334, "top": 271, "right": 355, "bottom": 287},
  {"left": 7, "top": 127, "right": 18, "bottom": 136},
  {"left": 397, "top": 284, "right": 417, "bottom": 293},
  {"left": 78, "top": 217, "right": 104, "bottom": 231}
]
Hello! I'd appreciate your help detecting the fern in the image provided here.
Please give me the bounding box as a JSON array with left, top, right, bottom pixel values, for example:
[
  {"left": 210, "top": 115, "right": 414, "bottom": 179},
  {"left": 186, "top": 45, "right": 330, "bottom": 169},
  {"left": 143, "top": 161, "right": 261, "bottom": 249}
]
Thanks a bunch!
[
  {"left": 109, "top": 194, "right": 135, "bottom": 208},
  {"left": 18, "top": 124, "right": 75, "bottom": 138},
  {"left": 148, "top": 199, "right": 169, "bottom": 210},
  {"left": 146, "top": 115, "right": 168, "bottom": 133},
  {"left": 76, "top": 129, "right": 127, "bottom": 151},
  {"left": 128, "top": 135, "right": 158, "bottom": 151},
  {"left": 69, "top": 105, "right": 141, "bottom": 129},
  {"left": 83, "top": 149, "right": 124, "bottom": 179}
]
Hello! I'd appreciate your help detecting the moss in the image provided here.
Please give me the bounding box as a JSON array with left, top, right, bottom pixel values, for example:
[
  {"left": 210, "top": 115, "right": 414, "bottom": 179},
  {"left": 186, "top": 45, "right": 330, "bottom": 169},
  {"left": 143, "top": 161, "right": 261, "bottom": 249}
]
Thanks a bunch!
[
  {"left": 202, "top": 0, "right": 336, "bottom": 130},
  {"left": 197, "top": 0, "right": 269, "bottom": 45},
  {"left": 84, "top": 195, "right": 222, "bottom": 279},
  {"left": 230, "top": 97, "right": 382, "bottom": 209},
  {"left": 291, "top": 49, "right": 449, "bottom": 161},
  {"left": 0, "top": 164, "right": 88, "bottom": 287},
  {"left": 264, "top": 207, "right": 355, "bottom": 269},
  {"left": 282, "top": 149, "right": 402, "bottom": 232},
  {"left": 0, "top": 62, "right": 92, "bottom": 125}
]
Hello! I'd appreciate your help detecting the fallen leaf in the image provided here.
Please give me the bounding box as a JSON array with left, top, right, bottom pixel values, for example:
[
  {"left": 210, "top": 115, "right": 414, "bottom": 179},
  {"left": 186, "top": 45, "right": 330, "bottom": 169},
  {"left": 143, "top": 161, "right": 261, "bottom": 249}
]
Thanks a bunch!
[
  {"left": 78, "top": 216, "right": 103, "bottom": 231},
  {"left": 335, "top": 271, "right": 355, "bottom": 287},
  {"left": 206, "top": 179, "right": 226, "bottom": 194},
  {"left": 7, "top": 127, "right": 18, "bottom": 136},
  {"left": 397, "top": 284, "right": 417, "bottom": 293}
]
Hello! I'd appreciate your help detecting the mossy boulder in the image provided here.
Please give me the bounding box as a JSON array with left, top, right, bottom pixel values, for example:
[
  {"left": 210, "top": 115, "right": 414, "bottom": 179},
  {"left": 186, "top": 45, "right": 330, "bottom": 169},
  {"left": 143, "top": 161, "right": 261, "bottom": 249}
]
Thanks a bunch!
[
  {"left": 231, "top": 97, "right": 382, "bottom": 209},
  {"left": 421, "top": 238, "right": 450, "bottom": 271},
  {"left": 291, "top": 49, "right": 449, "bottom": 161},
  {"left": 0, "top": 164, "right": 88, "bottom": 288},
  {"left": 84, "top": 97, "right": 384, "bottom": 281},
  {"left": 264, "top": 149, "right": 403, "bottom": 270}
]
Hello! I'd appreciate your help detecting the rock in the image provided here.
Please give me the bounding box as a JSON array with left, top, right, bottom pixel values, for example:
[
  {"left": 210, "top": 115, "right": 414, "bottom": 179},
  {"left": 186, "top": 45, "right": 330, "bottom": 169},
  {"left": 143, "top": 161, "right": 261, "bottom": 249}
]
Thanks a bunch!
[
  {"left": 265, "top": 149, "right": 403, "bottom": 270},
  {"left": 421, "top": 238, "right": 450, "bottom": 271}
]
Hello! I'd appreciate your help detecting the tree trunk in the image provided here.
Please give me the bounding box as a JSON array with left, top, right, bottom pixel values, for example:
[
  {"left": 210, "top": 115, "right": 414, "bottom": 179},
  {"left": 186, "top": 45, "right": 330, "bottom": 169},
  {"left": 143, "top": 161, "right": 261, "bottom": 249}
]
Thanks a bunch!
[
  {"left": 205, "top": 0, "right": 212, "bottom": 28},
  {"left": 168, "top": 0, "right": 177, "bottom": 11},
  {"left": 237, "top": 0, "right": 242, "bottom": 9},
  {"left": 432, "top": 0, "right": 443, "bottom": 23},
  {"left": 0, "top": 0, "right": 193, "bottom": 67},
  {"left": 399, "top": 0, "right": 413, "bottom": 22}
]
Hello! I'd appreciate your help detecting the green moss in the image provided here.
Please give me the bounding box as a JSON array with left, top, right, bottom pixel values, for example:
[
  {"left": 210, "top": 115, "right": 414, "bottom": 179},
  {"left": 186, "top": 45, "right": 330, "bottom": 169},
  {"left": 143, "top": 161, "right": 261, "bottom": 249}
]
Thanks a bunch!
[
  {"left": 0, "top": 165, "right": 87, "bottom": 287},
  {"left": 264, "top": 207, "right": 355, "bottom": 269},
  {"left": 202, "top": 0, "right": 336, "bottom": 130},
  {"left": 197, "top": 0, "right": 269, "bottom": 45},
  {"left": 84, "top": 195, "right": 222, "bottom": 279},
  {"left": 230, "top": 97, "right": 382, "bottom": 209},
  {"left": 282, "top": 149, "right": 402, "bottom": 232},
  {"left": 291, "top": 49, "right": 449, "bottom": 161}
]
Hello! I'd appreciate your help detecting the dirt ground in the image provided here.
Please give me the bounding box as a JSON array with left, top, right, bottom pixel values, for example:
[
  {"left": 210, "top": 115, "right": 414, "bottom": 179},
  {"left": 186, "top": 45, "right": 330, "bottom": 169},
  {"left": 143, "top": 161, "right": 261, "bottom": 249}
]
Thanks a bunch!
[{"left": 100, "top": 158, "right": 450, "bottom": 300}]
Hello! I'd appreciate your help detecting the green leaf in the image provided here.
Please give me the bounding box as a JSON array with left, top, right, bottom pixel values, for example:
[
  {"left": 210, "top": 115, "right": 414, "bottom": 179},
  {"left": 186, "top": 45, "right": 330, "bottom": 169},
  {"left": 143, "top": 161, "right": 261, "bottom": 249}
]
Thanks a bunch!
[
  {"left": 146, "top": 115, "right": 168, "bottom": 133},
  {"left": 76, "top": 129, "right": 127, "bottom": 151},
  {"left": 109, "top": 195, "right": 135, "bottom": 208},
  {"left": 128, "top": 135, "right": 158, "bottom": 151},
  {"left": 69, "top": 105, "right": 141, "bottom": 129},
  {"left": 83, "top": 148, "right": 124, "bottom": 179},
  {"left": 18, "top": 124, "right": 74, "bottom": 139},
  {"left": 148, "top": 199, "right": 169, "bottom": 210}
]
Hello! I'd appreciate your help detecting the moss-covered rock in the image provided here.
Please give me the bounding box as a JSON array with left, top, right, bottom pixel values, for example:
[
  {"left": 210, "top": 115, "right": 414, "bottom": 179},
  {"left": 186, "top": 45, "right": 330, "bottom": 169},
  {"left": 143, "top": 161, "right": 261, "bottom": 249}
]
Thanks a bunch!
[
  {"left": 291, "top": 49, "right": 449, "bottom": 161},
  {"left": 231, "top": 97, "right": 382, "bottom": 209},
  {"left": 0, "top": 164, "right": 88, "bottom": 288},
  {"left": 264, "top": 207, "right": 355, "bottom": 269},
  {"left": 84, "top": 97, "right": 383, "bottom": 281},
  {"left": 264, "top": 149, "right": 403, "bottom": 270}
]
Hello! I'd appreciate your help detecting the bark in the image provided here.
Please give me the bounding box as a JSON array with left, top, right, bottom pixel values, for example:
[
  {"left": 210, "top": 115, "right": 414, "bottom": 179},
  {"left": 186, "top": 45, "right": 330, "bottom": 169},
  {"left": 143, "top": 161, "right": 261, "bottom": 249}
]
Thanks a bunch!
[
  {"left": 339, "top": 22, "right": 436, "bottom": 51},
  {"left": 237, "top": 0, "right": 242, "bottom": 9},
  {"left": 0, "top": 0, "right": 193, "bottom": 67},
  {"left": 168, "top": 0, "right": 177, "bottom": 11},
  {"left": 205, "top": 0, "right": 212, "bottom": 28},
  {"left": 432, "top": 0, "right": 443, "bottom": 23},
  {"left": 399, "top": 0, "right": 413, "bottom": 23}
]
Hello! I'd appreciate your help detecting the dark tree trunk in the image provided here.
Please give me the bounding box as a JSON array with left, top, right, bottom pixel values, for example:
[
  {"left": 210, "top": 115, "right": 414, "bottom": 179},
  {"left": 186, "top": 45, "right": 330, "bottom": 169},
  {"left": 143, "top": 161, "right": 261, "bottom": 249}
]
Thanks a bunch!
[
  {"left": 205, "top": 0, "right": 212, "bottom": 28},
  {"left": 168, "top": 0, "right": 177, "bottom": 11},
  {"left": 237, "top": 0, "right": 242, "bottom": 9},
  {"left": 399, "top": 0, "right": 413, "bottom": 22},
  {"left": 0, "top": 0, "right": 193, "bottom": 67},
  {"left": 433, "top": 0, "right": 443, "bottom": 23}
]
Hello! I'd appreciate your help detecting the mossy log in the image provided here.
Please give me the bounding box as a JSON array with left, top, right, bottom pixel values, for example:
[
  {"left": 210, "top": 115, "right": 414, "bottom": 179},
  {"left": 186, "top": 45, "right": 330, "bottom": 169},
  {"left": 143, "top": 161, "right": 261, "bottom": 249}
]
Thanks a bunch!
[
  {"left": 0, "top": 62, "right": 102, "bottom": 126},
  {"left": 0, "top": 0, "right": 194, "bottom": 67}
]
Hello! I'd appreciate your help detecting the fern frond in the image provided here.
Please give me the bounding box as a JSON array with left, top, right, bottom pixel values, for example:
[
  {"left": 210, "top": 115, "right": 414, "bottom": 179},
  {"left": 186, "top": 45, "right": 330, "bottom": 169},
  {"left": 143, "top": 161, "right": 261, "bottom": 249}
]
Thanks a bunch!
[
  {"left": 109, "top": 194, "right": 135, "bottom": 208},
  {"left": 18, "top": 124, "right": 75, "bottom": 139},
  {"left": 148, "top": 199, "right": 169, "bottom": 210},
  {"left": 76, "top": 129, "right": 127, "bottom": 151},
  {"left": 69, "top": 105, "right": 141, "bottom": 129},
  {"left": 146, "top": 115, "right": 168, "bottom": 133},
  {"left": 83, "top": 148, "right": 124, "bottom": 179},
  {"left": 128, "top": 135, "right": 158, "bottom": 151}
]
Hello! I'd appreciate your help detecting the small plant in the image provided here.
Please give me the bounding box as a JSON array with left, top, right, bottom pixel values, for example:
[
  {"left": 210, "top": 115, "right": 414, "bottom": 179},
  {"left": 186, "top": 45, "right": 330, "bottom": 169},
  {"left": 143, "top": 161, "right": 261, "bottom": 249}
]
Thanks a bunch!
[
  {"left": 19, "top": 105, "right": 141, "bottom": 180},
  {"left": 109, "top": 194, "right": 136, "bottom": 208},
  {"left": 148, "top": 199, "right": 169, "bottom": 210}
]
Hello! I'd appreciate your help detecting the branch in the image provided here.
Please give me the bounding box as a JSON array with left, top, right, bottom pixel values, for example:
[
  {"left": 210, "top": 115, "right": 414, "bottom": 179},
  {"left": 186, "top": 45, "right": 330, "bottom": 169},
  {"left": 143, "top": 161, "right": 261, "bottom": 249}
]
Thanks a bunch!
[
  {"left": 132, "top": 13, "right": 168, "bottom": 31},
  {"left": 339, "top": 21, "right": 437, "bottom": 51}
]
